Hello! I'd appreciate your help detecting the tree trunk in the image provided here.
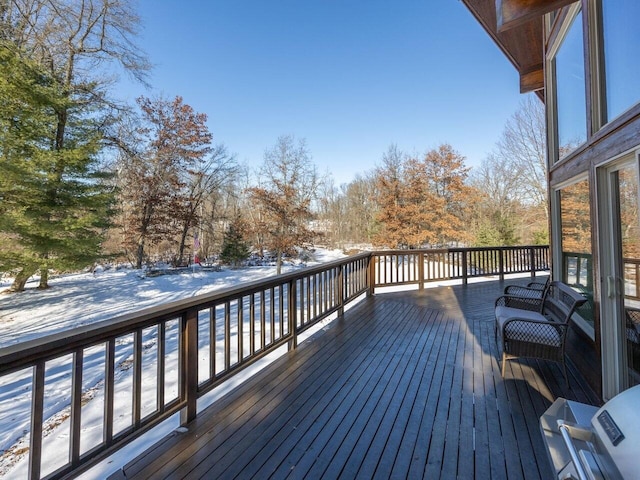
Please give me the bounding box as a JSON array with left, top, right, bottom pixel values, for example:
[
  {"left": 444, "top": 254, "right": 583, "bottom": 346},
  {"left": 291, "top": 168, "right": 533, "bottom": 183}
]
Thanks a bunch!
[
  {"left": 177, "top": 222, "right": 190, "bottom": 267},
  {"left": 38, "top": 268, "right": 49, "bottom": 289},
  {"left": 276, "top": 248, "right": 282, "bottom": 275},
  {"left": 8, "top": 266, "right": 38, "bottom": 292},
  {"left": 136, "top": 240, "right": 145, "bottom": 269}
]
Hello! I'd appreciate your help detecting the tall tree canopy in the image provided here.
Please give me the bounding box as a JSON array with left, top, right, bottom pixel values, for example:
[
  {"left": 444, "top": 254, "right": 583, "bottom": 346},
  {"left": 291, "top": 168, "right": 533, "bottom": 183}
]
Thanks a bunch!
[
  {"left": 1, "top": 0, "right": 149, "bottom": 289},
  {"left": 373, "top": 143, "right": 474, "bottom": 248}
]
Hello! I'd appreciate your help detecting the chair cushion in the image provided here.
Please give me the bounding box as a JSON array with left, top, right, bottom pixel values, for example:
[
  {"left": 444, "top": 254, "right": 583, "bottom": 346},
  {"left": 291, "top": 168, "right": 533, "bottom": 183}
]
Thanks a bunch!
[{"left": 495, "top": 306, "right": 562, "bottom": 347}]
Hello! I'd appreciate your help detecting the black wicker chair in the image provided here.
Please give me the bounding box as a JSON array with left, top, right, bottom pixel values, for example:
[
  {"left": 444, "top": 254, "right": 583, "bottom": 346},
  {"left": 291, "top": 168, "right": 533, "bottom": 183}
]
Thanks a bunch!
[
  {"left": 502, "top": 276, "right": 550, "bottom": 299},
  {"left": 495, "top": 281, "right": 587, "bottom": 382}
]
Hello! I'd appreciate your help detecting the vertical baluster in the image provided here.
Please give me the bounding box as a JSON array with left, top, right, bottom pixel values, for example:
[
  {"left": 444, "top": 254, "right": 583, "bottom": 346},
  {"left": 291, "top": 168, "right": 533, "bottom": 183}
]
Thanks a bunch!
[
  {"left": 210, "top": 306, "right": 216, "bottom": 378},
  {"left": 320, "top": 272, "right": 325, "bottom": 313},
  {"left": 70, "top": 348, "right": 83, "bottom": 467},
  {"left": 317, "top": 273, "right": 322, "bottom": 315},
  {"left": 260, "top": 291, "right": 266, "bottom": 350},
  {"left": 133, "top": 328, "right": 142, "bottom": 428},
  {"left": 270, "top": 287, "right": 275, "bottom": 344},
  {"left": 29, "top": 362, "right": 45, "bottom": 480},
  {"left": 238, "top": 297, "right": 244, "bottom": 362},
  {"left": 158, "top": 322, "right": 166, "bottom": 412},
  {"left": 306, "top": 276, "right": 311, "bottom": 326},
  {"left": 104, "top": 339, "right": 115, "bottom": 446},
  {"left": 279, "top": 284, "right": 285, "bottom": 337},
  {"left": 225, "top": 301, "right": 231, "bottom": 370},
  {"left": 250, "top": 293, "right": 255, "bottom": 355}
]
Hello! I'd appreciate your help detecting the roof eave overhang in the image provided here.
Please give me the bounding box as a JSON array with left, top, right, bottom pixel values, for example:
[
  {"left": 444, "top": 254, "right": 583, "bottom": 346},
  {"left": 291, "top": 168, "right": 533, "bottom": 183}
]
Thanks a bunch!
[{"left": 461, "top": 0, "right": 551, "bottom": 95}]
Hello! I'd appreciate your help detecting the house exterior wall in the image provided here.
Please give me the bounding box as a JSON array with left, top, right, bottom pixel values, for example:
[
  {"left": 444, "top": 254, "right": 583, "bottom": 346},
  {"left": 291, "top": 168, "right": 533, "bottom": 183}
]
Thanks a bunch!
[{"left": 545, "top": 0, "right": 640, "bottom": 399}]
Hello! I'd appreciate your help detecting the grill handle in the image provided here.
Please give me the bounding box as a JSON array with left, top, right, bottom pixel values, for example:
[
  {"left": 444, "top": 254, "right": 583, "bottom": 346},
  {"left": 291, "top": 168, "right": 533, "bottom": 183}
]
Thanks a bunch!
[{"left": 558, "top": 423, "right": 589, "bottom": 480}]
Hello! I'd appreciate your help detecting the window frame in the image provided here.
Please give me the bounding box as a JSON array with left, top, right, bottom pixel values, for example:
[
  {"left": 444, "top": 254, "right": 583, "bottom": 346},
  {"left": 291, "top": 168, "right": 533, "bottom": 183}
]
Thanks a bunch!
[
  {"left": 552, "top": 173, "right": 595, "bottom": 339},
  {"left": 546, "top": 2, "right": 588, "bottom": 165}
]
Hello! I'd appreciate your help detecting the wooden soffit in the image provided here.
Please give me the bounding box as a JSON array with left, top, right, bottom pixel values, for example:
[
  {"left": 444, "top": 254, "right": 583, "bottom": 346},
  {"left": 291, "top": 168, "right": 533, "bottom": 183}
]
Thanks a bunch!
[
  {"left": 497, "top": 0, "right": 577, "bottom": 32},
  {"left": 461, "top": 0, "right": 546, "bottom": 94}
]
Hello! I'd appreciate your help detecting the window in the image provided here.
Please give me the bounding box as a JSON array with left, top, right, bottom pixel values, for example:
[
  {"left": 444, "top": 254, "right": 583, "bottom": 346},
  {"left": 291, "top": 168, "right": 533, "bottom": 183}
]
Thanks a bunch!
[
  {"left": 553, "top": 9, "right": 587, "bottom": 160},
  {"left": 600, "top": 0, "right": 640, "bottom": 122},
  {"left": 559, "top": 178, "right": 593, "bottom": 328}
]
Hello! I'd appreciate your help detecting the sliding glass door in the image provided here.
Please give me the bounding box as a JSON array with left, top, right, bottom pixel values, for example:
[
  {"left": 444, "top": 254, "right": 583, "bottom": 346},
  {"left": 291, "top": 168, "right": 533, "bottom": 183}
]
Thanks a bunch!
[{"left": 598, "top": 154, "right": 640, "bottom": 397}]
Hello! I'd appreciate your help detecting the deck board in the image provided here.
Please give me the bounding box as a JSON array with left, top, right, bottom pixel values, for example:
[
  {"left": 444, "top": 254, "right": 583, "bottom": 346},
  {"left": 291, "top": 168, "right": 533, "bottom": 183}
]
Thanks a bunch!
[{"left": 119, "top": 277, "right": 600, "bottom": 480}]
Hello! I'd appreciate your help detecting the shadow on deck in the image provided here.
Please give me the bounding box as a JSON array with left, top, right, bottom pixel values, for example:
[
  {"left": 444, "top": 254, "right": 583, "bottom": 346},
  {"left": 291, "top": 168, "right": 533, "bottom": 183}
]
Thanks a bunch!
[{"left": 115, "top": 278, "right": 599, "bottom": 480}]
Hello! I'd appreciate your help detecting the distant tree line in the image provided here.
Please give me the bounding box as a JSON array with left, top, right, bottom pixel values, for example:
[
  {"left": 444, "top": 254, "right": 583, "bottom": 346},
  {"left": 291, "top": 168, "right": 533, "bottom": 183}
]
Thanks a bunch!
[
  {"left": 0, "top": 0, "right": 548, "bottom": 293},
  {"left": 318, "top": 96, "right": 548, "bottom": 250}
]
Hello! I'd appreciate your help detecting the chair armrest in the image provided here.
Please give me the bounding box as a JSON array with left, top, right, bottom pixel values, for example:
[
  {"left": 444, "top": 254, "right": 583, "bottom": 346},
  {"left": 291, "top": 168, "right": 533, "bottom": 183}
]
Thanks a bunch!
[
  {"left": 504, "top": 285, "right": 545, "bottom": 299},
  {"left": 495, "top": 294, "right": 542, "bottom": 311},
  {"left": 527, "top": 281, "right": 548, "bottom": 290},
  {"left": 501, "top": 317, "right": 567, "bottom": 346}
]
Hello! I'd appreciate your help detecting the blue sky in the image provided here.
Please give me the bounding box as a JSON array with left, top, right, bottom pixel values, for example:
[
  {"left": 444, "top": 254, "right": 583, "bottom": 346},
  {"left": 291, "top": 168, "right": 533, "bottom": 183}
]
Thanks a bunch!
[{"left": 118, "top": 0, "right": 527, "bottom": 184}]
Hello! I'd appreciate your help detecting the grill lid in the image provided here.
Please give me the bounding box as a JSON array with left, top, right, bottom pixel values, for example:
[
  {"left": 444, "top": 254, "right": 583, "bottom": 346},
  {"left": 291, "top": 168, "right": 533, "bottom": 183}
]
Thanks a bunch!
[
  {"left": 540, "top": 384, "right": 640, "bottom": 480},
  {"left": 590, "top": 385, "right": 640, "bottom": 479}
]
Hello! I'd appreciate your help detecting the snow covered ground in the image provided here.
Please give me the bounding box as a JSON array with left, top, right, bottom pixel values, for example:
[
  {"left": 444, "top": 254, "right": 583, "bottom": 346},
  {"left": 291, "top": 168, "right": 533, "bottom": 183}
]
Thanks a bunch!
[{"left": 0, "top": 249, "right": 346, "bottom": 479}]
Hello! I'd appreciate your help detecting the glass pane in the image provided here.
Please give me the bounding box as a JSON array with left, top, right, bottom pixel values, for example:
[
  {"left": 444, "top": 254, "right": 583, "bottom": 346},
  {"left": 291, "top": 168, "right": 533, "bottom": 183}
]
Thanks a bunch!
[
  {"left": 617, "top": 164, "right": 640, "bottom": 386},
  {"left": 602, "top": 0, "right": 640, "bottom": 122},
  {"left": 555, "top": 10, "right": 587, "bottom": 159},
  {"left": 560, "top": 179, "right": 593, "bottom": 326}
]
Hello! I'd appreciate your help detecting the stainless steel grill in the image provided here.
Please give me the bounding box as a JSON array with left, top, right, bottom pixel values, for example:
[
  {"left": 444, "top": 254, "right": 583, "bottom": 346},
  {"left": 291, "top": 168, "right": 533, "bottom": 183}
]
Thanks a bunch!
[{"left": 540, "top": 385, "right": 640, "bottom": 479}]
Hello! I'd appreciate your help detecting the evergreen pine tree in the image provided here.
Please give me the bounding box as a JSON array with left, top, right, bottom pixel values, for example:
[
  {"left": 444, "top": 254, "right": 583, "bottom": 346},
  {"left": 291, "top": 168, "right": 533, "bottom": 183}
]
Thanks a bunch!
[
  {"left": 220, "top": 216, "right": 251, "bottom": 268},
  {"left": 0, "top": 43, "right": 114, "bottom": 291}
]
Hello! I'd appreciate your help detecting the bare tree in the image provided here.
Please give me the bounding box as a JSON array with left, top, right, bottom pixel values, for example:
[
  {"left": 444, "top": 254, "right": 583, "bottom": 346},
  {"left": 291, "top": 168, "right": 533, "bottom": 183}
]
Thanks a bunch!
[
  {"left": 470, "top": 95, "right": 548, "bottom": 245},
  {"left": 494, "top": 95, "right": 547, "bottom": 216},
  {"left": 117, "top": 96, "right": 212, "bottom": 268},
  {"left": 373, "top": 144, "right": 410, "bottom": 248},
  {"left": 248, "top": 135, "right": 319, "bottom": 275},
  {"left": 175, "top": 144, "right": 238, "bottom": 265}
]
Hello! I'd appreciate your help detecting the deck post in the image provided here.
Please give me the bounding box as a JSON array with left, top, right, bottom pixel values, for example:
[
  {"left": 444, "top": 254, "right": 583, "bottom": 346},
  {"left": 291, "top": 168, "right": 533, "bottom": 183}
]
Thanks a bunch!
[
  {"left": 368, "top": 254, "right": 375, "bottom": 296},
  {"left": 181, "top": 307, "right": 199, "bottom": 425},
  {"left": 530, "top": 246, "right": 536, "bottom": 279},
  {"left": 418, "top": 252, "right": 425, "bottom": 290},
  {"left": 288, "top": 279, "right": 297, "bottom": 350},
  {"left": 462, "top": 251, "right": 468, "bottom": 285},
  {"left": 499, "top": 248, "right": 505, "bottom": 281},
  {"left": 337, "top": 264, "right": 345, "bottom": 317}
]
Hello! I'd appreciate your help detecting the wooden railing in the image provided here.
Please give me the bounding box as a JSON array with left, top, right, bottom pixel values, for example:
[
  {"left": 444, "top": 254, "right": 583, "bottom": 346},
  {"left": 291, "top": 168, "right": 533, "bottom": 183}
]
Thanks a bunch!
[
  {"left": 562, "top": 252, "right": 640, "bottom": 301},
  {"left": 0, "top": 246, "right": 548, "bottom": 479},
  {"left": 372, "top": 245, "right": 549, "bottom": 288},
  {"left": 624, "top": 257, "right": 640, "bottom": 301},
  {"left": 562, "top": 251, "right": 593, "bottom": 290}
]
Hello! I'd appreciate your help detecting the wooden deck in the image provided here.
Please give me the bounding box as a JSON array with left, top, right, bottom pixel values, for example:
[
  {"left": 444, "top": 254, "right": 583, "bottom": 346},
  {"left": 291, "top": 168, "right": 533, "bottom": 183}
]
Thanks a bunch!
[{"left": 116, "top": 278, "right": 599, "bottom": 480}]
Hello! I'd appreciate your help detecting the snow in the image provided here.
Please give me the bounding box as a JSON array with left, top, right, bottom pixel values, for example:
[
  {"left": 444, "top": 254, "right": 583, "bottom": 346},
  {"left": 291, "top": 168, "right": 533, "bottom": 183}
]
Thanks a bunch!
[{"left": 0, "top": 249, "right": 347, "bottom": 479}]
